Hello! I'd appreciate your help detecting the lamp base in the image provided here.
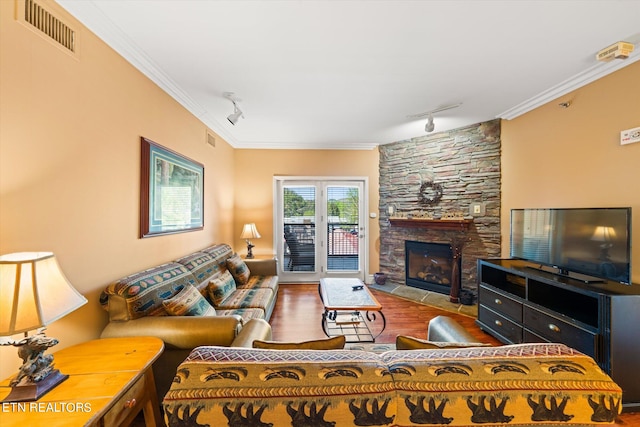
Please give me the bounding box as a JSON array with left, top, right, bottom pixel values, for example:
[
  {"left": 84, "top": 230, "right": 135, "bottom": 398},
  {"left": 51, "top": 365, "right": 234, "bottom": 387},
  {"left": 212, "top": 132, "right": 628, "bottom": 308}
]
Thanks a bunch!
[
  {"left": 246, "top": 241, "right": 255, "bottom": 259},
  {"left": 2, "top": 369, "right": 68, "bottom": 402}
]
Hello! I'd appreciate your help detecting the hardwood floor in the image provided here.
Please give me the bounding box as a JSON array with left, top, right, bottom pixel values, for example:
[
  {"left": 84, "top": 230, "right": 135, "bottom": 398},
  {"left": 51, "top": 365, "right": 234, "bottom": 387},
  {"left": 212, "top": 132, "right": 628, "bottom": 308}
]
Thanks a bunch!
[
  {"left": 269, "top": 283, "right": 640, "bottom": 425},
  {"left": 270, "top": 283, "right": 501, "bottom": 344}
]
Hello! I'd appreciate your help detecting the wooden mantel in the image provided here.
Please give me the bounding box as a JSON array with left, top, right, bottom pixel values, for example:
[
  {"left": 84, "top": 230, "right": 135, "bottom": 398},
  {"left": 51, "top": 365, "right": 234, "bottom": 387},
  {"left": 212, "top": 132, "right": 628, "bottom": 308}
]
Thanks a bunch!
[{"left": 389, "top": 218, "right": 473, "bottom": 231}]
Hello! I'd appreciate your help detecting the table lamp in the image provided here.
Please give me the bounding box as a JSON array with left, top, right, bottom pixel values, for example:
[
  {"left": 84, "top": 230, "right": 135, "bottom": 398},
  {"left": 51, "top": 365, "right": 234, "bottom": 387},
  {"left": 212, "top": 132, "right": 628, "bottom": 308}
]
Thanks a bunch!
[
  {"left": 239, "top": 223, "right": 261, "bottom": 259},
  {"left": 0, "top": 252, "right": 88, "bottom": 402}
]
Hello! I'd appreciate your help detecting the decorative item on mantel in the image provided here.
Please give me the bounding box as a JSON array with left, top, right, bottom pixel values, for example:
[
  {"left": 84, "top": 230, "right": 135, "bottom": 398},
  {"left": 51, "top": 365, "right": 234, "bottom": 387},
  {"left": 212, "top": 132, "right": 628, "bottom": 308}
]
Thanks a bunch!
[
  {"left": 0, "top": 252, "right": 88, "bottom": 402},
  {"left": 441, "top": 211, "right": 470, "bottom": 220},
  {"left": 389, "top": 210, "right": 470, "bottom": 220},
  {"left": 389, "top": 210, "right": 433, "bottom": 219},
  {"left": 388, "top": 215, "right": 474, "bottom": 232}
]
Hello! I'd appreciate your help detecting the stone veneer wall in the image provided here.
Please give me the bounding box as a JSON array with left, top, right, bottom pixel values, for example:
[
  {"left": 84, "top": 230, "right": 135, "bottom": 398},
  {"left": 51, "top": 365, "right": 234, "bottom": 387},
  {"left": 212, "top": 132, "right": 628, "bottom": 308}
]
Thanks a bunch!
[{"left": 378, "top": 119, "right": 501, "bottom": 292}]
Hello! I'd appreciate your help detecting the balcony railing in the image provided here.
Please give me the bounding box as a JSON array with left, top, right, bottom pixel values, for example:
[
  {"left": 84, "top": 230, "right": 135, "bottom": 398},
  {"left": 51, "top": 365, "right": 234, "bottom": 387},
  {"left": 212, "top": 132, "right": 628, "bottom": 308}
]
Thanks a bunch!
[{"left": 283, "top": 222, "right": 359, "bottom": 271}]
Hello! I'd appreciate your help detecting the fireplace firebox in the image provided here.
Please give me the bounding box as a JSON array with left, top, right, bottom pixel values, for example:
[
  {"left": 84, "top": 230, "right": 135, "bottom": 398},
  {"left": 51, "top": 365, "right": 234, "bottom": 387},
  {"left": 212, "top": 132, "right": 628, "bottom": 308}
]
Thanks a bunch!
[{"left": 405, "top": 240, "right": 460, "bottom": 296}]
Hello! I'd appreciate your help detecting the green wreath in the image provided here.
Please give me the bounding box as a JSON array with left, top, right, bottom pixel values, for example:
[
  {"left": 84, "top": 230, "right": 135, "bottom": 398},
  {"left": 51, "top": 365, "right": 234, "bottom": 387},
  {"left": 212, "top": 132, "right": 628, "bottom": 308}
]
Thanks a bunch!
[{"left": 418, "top": 181, "right": 443, "bottom": 206}]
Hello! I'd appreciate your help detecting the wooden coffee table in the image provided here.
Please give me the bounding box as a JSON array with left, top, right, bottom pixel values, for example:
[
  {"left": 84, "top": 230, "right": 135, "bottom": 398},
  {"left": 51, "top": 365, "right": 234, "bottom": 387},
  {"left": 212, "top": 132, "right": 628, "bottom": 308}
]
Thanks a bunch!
[{"left": 319, "top": 278, "right": 386, "bottom": 342}]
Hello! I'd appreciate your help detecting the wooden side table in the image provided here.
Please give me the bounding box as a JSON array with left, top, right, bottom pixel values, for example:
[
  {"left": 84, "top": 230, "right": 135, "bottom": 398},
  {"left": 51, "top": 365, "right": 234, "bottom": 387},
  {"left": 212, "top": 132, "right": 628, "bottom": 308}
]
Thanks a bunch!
[
  {"left": 244, "top": 254, "right": 277, "bottom": 261},
  {"left": 244, "top": 255, "right": 278, "bottom": 275},
  {"left": 0, "top": 336, "right": 164, "bottom": 427}
]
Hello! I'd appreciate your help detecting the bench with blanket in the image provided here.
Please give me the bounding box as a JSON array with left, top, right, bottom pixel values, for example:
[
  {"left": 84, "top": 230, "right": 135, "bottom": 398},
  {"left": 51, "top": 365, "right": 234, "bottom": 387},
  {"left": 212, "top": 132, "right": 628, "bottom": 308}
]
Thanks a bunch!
[{"left": 163, "top": 342, "right": 622, "bottom": 426}]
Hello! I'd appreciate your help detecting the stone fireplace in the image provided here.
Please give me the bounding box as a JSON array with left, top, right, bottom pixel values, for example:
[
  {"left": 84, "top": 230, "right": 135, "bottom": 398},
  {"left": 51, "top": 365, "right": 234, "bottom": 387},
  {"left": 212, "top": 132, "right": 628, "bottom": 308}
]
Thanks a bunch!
[
  {"left": 378, "top": 120, "right": 502, "bottom": 297},
  {"left": 405, "top": 240, "right": 456, "bottom": 295},
  {"left": 390, "top": 218, "right": 470, "bottom": 302}
]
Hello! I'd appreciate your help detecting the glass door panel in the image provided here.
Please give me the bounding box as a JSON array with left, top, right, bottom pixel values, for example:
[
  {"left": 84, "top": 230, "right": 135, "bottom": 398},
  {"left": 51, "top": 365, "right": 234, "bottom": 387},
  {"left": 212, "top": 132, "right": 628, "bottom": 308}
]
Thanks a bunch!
[
  {"left": 282, "top": 185, "right": 317, "bottom": 273},
  {"left": 326, "top": 185, "right": 361, "bottom": 272}
]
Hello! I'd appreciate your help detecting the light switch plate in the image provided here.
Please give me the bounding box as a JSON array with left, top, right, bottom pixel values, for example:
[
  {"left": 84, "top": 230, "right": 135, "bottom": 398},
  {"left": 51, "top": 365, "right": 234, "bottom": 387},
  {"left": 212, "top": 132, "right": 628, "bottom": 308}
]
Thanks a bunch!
[{"left": 469, "top": 202, "right": 485, "bottom": 216}]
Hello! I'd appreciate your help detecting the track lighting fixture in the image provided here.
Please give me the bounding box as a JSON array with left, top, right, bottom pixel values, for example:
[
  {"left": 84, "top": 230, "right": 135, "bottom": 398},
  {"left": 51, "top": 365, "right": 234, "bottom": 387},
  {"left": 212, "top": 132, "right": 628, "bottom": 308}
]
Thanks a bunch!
[
  {"left": 223, "top": 92, "right": 243, "bottom": 125},
  {"left": 227, "top": 107, "right": 243, "bottom": 125},
  {"left": 425, "top": 113, "right": 435, "bottom": 132},
  {"left": 408, "top": 103, "right": 462, "bottom": 133}
]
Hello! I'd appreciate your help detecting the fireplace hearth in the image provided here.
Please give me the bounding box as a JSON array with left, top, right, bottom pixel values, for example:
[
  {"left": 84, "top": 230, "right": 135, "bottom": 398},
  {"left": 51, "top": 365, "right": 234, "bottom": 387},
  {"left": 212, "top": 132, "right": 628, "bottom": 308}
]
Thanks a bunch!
[{"left": 405, "top": 240, "right": 460, "bottom": 297}]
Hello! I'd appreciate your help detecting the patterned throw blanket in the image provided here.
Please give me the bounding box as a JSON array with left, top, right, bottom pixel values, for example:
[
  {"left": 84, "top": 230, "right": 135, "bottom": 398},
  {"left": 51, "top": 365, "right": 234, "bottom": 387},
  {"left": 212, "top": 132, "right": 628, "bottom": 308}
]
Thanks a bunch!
[{"left": 163, "top": 343, "right": 621, "bottom": 427}]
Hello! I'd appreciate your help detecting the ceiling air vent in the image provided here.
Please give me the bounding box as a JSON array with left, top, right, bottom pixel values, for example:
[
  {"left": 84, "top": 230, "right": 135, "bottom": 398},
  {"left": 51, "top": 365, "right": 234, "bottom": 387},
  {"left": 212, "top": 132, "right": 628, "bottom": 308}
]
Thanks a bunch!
[{"left": 21, "top": 0, "right": 76, "bottom": 53}]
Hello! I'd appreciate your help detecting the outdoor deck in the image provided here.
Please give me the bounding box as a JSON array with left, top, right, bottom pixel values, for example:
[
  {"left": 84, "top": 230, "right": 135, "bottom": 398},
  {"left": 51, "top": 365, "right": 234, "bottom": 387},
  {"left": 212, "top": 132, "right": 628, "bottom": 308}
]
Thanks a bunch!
[{"left": 283, "top": 222, "right": 359, "bottom": 271}]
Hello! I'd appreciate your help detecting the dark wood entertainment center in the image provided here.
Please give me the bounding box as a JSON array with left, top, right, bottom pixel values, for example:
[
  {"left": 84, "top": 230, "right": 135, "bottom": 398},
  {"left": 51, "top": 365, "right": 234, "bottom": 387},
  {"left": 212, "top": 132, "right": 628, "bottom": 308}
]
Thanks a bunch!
[{"left": 477, "top": 258, "right": 640, "bottom": 409}]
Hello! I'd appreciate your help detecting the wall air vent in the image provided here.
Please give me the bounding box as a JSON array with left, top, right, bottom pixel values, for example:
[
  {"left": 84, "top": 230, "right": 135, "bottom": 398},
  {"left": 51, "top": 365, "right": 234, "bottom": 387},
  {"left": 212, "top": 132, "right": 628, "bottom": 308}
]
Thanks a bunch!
[
  {"left": 206, "top": 131, "right": 216, "bottom": 148},
  {"left": 20, "top": 0, "right": 76, "bottom": 53}
]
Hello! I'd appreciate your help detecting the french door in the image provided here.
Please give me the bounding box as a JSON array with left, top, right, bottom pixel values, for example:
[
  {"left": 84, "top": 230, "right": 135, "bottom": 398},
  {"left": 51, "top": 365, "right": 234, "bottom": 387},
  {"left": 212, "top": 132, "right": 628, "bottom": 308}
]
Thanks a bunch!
[{"left": 274, "top": 177, "right": 367, "bottom": 282}]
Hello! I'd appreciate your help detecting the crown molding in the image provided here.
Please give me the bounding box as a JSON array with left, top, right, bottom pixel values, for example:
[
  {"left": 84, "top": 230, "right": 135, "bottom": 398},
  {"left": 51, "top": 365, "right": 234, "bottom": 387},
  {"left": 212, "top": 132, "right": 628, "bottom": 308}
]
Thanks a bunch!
[
  {"left": 60, "top": 1, "right": 242, "bottom": 146},
  {"left": 59, "top": 1, "right": 382, "bottom": 150},
  {"left": 71, "top": 3, "right": 207, "bottom": 117},
  {"left": 60, "top": 3, "right": 375, "bottom": 150},
  {"left": 498, "top": 50, "right": 640, "bottom": 120},
  {"left": 60, "top": 1, "right": 639, "bottom": 148},
  {"left": 231, "top": 140, "right": 379, "bottom": 150}
]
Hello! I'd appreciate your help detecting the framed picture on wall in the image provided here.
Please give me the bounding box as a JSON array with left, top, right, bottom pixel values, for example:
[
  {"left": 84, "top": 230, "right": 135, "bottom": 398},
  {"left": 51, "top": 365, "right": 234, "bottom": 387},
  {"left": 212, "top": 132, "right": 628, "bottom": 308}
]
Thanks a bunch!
[{"left": 140, "top": 137, "right": 204, "bottom": 238}]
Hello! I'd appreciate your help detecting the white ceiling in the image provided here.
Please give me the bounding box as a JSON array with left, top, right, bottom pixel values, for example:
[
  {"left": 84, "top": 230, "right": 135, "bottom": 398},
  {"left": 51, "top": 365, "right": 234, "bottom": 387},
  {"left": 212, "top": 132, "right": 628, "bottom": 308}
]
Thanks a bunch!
[{"left": 57, "top": 0, "right": 640, "bottom": 150}]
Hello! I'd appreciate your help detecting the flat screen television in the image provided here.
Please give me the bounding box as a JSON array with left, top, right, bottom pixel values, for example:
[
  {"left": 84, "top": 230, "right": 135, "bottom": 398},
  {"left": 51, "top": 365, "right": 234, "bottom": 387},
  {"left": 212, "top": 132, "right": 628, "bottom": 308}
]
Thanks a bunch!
[{"left": 510, "top": 207, "right": 632, "bottom": 285}]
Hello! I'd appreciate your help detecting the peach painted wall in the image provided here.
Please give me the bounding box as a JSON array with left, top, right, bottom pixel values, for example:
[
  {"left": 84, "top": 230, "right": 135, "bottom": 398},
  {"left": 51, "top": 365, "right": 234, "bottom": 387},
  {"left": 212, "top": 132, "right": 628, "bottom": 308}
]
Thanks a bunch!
[
  {"left": 233, "top": 149, "right": 380, "bottom": 275},
  {"left": 501, "top": 60, "right": 640, "bottom": 284},
  {"left": 0, "top": 1, "right": 235, "bottom": 378}
]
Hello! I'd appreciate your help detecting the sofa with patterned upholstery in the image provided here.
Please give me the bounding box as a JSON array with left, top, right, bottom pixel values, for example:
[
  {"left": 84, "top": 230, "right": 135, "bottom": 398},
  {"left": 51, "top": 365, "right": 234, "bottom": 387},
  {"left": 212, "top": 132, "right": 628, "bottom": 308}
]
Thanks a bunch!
[
  {"left": 99, "top": 243, "right": 278, "bottom": 398},
  {"left": 163, "top": 343, "right": 622, "bottom": 427}
]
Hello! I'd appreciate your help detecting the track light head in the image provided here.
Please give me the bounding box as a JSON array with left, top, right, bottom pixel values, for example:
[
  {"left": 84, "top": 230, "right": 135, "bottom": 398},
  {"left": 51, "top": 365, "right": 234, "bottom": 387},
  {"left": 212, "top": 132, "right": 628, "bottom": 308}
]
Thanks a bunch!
[
  {"left": 227, "top": 106, "right": 243, "bottom": 125},
  {"left": 223, "top": 92, "right": 244, "bottom": 125},
  {"left": 408, "top": 103, "right": 462, "bottom": 133},
  {"left": 425, "top": 113, "right": 435, "bottom": 133}
]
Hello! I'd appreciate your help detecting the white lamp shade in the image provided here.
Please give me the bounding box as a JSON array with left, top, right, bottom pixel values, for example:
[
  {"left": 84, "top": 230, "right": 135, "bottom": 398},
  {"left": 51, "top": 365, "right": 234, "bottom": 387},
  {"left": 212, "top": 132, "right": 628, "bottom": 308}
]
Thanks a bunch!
[
  {"left": 240, "top": 223, "right": 261, "bottom": 240},
  {"left": 0, "top": 252, "right": 87, "bottom": 336}
]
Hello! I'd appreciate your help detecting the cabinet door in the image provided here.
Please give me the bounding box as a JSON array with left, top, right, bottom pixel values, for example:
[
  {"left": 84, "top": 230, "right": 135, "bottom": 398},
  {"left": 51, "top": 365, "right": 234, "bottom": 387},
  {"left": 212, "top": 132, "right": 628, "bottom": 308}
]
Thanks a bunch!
[
  {"left": 478, "top": 306, "right": 523, "bottom": 344},
  {"left": 480, "top": 285, "right": 523, "bottom": 322},
  {"left": 523, "top": 306, "right": 598, "bottom": 359}
]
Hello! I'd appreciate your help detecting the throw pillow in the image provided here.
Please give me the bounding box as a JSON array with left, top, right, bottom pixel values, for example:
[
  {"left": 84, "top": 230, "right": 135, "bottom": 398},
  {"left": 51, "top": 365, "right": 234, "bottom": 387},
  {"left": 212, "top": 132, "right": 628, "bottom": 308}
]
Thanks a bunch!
[
  {"left": 207, "top": 271, "right": 237, "bottom": 306},
  {"left": 162, "top": 284, "right": 216, "bottom": 316},
  {"left": 253, "top": 335, "right": 346, "bottom": 350},
  {"left": 396, "top": 335, "right": 490, "bottom": 350},
  {"left": 226, "top": 253, "right": 251, "bottom": 286}
]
